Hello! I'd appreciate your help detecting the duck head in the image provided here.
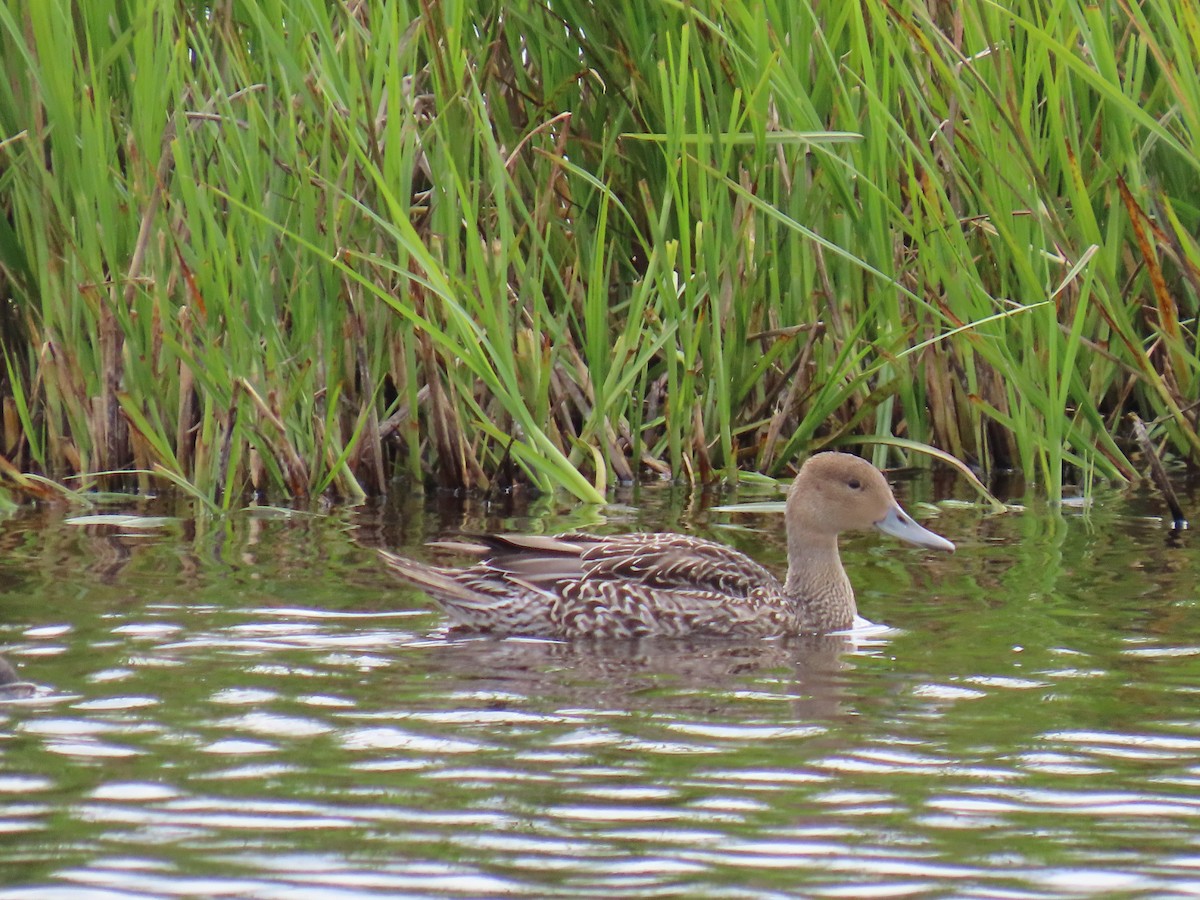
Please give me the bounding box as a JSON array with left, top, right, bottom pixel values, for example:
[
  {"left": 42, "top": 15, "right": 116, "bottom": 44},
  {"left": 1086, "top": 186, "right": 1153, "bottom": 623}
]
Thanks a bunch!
[{"left": 787, "top": 452, "right": 955, "bottom": 551}]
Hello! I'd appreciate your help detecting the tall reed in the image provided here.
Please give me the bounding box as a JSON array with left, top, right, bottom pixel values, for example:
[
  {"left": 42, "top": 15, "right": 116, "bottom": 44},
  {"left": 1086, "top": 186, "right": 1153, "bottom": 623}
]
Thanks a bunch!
[{"left": 0, "top": 0, "right": 1196, "bottom": 506}]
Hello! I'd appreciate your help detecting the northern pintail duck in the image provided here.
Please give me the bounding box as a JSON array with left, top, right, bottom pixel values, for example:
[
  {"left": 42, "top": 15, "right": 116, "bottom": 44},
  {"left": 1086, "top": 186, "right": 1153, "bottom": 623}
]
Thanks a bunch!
[{"left": 380, "top": 452, "right": 954, "bottom": 638}]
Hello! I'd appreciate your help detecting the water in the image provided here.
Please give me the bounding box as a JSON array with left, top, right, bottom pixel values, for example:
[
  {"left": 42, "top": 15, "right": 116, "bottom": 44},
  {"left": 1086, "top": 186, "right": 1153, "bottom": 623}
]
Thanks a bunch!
[{"left": 1, "top": 478, "right": 1199, "bottom": 898}]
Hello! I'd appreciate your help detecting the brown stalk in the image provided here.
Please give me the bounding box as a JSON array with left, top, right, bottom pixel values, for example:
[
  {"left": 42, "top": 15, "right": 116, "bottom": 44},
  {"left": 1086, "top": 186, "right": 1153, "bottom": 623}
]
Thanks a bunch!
[
  {"left": 39, "top": 340, "right": 82, "bottom": 477},
  {"left": 605, "top": 420, "right": 635, "bottom": 484},
  {"left": 239, "top": 379, "right": 310, "bottom": 498},
  {"left": 94, "top": 286, "right": 127, "bottom": 473},
  {"left": 124, "top": 405, "right": 152, "bottom": 494},
  {"left": 757, "top": 325, "right": 823, "bottom": 471},
  {"left": 924, "top": 343, "right": 965, "bottom": 461},
  {"left": 175, "top": 308, "right": 197, "bottom": 475},
  {"left": 973, "top": 361, "right": 1018, "bottom": 470},
  {"left": 378, "top": 384, "right": 430, "bottom": 441},
  {"left": 2, "top": 396, "right": 19, "bottom": 458},
  {"left": 1131, "top": 414, "right": 1187, "bottom": 527},
  {"left": 417, "top": 332, "right": 459, "bottom": 489},
  {"left": 215, "top": 382, "right": 240, "bottom": 504},
  {"left": 249, "top": 445, "right": 266, "bottom": 493},
  {"left": 691, "top": 402, "right": 712, "bottom": 483},
  {"left": 547, "top": 366, "right": 584, "bottom": 457},
  {"left": 347, "top": 294, "right": 386, "bottom": 494},
  {"left": 1117, "top": 175, "right": 1185, "bottom": 373}
]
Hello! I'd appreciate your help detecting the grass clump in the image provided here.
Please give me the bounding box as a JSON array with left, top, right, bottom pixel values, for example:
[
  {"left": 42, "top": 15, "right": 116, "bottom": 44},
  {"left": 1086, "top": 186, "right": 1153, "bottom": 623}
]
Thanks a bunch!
[{"left": 0, "top": 0, "right": 1198, "bottom": 506}]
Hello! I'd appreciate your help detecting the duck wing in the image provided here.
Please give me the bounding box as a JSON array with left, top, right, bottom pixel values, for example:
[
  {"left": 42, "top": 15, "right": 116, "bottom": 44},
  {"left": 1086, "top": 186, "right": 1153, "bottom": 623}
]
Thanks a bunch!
[
  {"left": 562, "top": 532, "right": 790, "bottom": 637},
  {"left": 446, "top": 531, "right": 779, "bottom": 599},
  {"left": 568, "top": 532, "right": 779, "bottom": 599}
]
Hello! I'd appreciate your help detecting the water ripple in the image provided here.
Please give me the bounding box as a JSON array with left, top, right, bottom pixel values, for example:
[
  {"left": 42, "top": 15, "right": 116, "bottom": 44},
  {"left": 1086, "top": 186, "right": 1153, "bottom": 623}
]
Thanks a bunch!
[{"left": 6, "top": 498, "right": 1200, "bottom": 897}]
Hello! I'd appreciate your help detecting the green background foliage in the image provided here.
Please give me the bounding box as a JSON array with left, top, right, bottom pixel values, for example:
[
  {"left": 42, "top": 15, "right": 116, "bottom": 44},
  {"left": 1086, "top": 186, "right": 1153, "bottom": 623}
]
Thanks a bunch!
[{"left": 1, "top": 0, "right": 1197, "bottom": 505}]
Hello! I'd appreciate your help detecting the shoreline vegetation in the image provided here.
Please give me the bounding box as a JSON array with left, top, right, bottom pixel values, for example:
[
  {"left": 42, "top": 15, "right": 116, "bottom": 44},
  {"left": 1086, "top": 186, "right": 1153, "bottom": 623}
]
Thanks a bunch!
[{"left": 1, "top": 1, "right": 1197, "bottom": 509}]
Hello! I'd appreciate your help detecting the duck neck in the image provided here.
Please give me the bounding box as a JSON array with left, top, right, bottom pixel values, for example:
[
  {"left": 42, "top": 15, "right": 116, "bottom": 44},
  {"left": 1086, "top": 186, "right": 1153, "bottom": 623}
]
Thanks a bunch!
[{"left": 783, "top": 532, "right": 856, "bottom": 633}]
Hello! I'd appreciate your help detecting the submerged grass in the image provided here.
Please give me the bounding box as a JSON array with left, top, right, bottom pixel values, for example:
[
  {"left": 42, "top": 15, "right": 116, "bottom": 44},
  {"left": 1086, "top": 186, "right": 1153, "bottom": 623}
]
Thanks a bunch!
[{"left": 1, "top": 0, "right": 1198, "bottom": 506}]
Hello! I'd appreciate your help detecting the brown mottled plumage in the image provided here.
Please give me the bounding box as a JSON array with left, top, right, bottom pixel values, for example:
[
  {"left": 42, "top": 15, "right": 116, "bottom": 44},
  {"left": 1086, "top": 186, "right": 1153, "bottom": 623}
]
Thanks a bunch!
[{"left": 379, "top": 452, "right": 955, "bottom": 638}]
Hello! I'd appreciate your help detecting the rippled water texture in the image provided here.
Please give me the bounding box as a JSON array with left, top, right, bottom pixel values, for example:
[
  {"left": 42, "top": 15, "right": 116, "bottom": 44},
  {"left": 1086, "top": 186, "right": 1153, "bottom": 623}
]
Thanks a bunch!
[{"left": 1, "top": 479, "right": 1199, "bottom": 898}]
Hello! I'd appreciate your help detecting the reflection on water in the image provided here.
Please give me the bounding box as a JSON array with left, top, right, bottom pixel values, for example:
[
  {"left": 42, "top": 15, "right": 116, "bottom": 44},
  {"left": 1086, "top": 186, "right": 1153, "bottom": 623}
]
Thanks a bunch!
[{"left": 0, "top": 481, "right": 1199, "bottom": 897}]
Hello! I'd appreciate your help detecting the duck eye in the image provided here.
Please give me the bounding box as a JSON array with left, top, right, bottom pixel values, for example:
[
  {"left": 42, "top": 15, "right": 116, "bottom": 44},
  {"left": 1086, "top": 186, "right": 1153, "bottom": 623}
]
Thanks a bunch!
[{"left": 847, "top": 478, "right": 862, "bottom": 490}]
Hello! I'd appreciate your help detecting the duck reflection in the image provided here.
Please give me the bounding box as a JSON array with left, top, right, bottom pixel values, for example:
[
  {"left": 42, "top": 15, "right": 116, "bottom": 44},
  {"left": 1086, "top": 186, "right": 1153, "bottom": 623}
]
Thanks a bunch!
[{"left": 392, "top": 629, "right": 880, "bottom": 722}]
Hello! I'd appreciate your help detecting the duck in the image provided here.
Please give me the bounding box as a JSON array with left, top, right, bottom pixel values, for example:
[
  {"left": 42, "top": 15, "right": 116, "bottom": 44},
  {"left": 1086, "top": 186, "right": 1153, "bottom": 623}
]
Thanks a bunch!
[{"left": 379, "top": 452, "right": 955, "bottom": 638}]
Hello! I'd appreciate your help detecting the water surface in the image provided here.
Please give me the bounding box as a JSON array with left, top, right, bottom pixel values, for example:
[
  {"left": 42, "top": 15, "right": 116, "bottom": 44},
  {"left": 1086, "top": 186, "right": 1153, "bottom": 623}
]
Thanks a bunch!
[{"left": 0, "top": 478, "right": 1198, "bottom": 898}]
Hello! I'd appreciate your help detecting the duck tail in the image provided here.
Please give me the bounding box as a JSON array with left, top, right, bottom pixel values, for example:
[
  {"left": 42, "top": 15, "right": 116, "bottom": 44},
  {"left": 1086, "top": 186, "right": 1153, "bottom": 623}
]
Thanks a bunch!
[
  {"left": 379, "top": 548, "right": 557, "bottom": 634},
  {"left": 378, "top": 549, "right": 489, "bottom": 608}
]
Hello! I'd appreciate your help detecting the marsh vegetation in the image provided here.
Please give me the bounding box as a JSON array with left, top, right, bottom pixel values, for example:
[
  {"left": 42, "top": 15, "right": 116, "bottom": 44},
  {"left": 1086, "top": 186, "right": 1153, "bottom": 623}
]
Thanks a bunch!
[{"left": 1, "top": 0, "right": 1197, "bottom": 506}]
